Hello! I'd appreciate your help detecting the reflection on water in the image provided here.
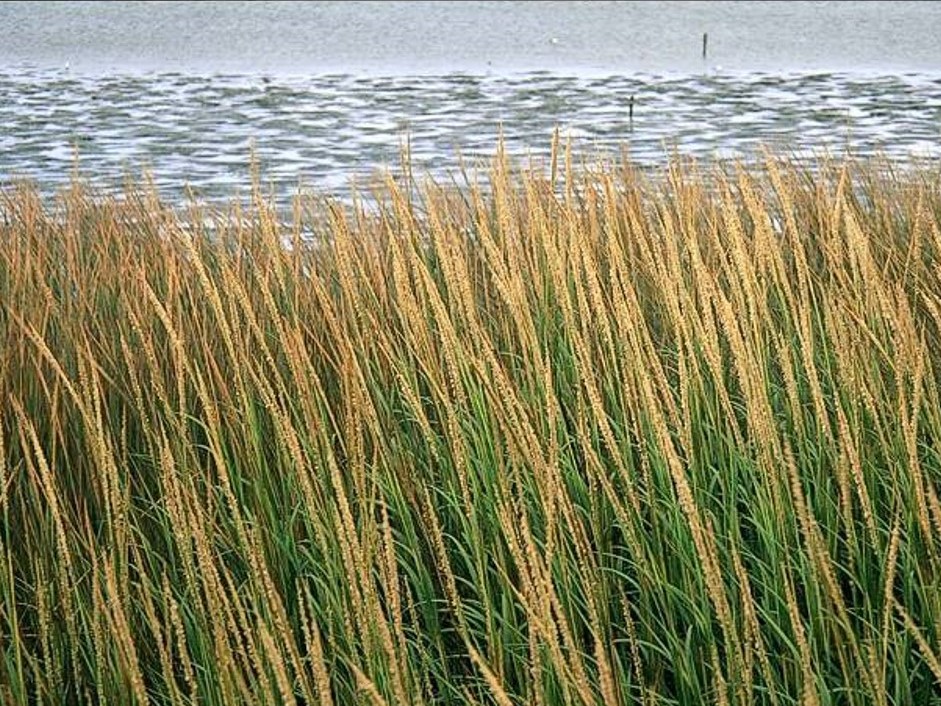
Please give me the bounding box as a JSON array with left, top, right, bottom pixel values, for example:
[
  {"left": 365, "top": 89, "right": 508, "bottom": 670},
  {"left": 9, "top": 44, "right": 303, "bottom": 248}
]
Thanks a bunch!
[{"left": 2, "top": 67, "right": 940, "bottom": 206}]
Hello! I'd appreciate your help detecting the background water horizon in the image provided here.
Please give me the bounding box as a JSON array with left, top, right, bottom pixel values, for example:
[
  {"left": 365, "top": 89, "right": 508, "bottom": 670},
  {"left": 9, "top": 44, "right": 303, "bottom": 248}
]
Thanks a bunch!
[
  {"left": 5, "top": 1, "right": 941, "bottom": 76},
  {"left": 2, "top": 1, "right": 940, "bottom": 206}
]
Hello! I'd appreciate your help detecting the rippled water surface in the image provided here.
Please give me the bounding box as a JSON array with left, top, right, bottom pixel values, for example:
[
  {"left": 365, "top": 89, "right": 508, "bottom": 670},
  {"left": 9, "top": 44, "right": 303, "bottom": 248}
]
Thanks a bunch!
[{"left": 2, "top": 2, "right": 940, "bottom": 206}]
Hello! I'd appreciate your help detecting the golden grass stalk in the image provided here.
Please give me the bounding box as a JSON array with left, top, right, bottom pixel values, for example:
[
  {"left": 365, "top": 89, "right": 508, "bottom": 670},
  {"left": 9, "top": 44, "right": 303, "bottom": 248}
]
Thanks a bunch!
[{"left": 3, "top": 146, "right": 941, "bottom": 706}]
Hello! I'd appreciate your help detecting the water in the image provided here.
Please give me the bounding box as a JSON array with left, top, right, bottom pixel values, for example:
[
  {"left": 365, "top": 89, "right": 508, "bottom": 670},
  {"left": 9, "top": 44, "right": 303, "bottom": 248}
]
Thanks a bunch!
[{"left": 2, "top": 1, "right": 940, "bottom": 206}]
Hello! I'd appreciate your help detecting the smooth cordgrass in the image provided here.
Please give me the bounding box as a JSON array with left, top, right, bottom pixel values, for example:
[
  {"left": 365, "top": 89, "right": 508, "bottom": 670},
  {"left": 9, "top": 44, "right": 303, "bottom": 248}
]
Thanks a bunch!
[{"left": 2, "top": 143, "right": 941, "bottom": 705}]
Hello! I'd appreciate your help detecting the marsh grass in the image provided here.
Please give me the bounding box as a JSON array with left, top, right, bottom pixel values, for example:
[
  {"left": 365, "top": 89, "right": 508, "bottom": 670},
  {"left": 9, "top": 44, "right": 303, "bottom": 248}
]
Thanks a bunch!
[{"left": 2, "top": 143, "right": 941, "bottom": 705}]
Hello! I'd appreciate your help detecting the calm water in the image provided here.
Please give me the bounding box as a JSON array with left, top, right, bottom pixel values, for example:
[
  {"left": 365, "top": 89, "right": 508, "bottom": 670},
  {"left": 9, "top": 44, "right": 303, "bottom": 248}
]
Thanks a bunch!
[{"left": 2, "top": 1, "right": 940, "bottom": 205}]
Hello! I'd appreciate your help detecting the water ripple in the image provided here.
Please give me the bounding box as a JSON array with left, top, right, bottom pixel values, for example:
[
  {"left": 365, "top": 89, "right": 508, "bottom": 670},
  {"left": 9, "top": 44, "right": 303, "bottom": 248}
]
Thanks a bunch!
[{"left": 2, "top": 67, "right": 939, "bottom": 206}]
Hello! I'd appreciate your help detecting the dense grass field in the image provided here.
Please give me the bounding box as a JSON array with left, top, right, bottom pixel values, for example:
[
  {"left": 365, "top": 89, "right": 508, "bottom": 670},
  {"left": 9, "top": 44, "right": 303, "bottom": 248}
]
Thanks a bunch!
[{"left": 2, "top": 145, "right": 941, "bottom": 705}]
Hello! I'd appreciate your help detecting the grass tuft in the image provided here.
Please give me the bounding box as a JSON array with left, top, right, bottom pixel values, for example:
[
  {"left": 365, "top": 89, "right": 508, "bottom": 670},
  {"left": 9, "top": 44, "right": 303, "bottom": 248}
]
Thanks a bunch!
[{"left": 2, "top": 146, "right": 941, "bottom": 705}]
